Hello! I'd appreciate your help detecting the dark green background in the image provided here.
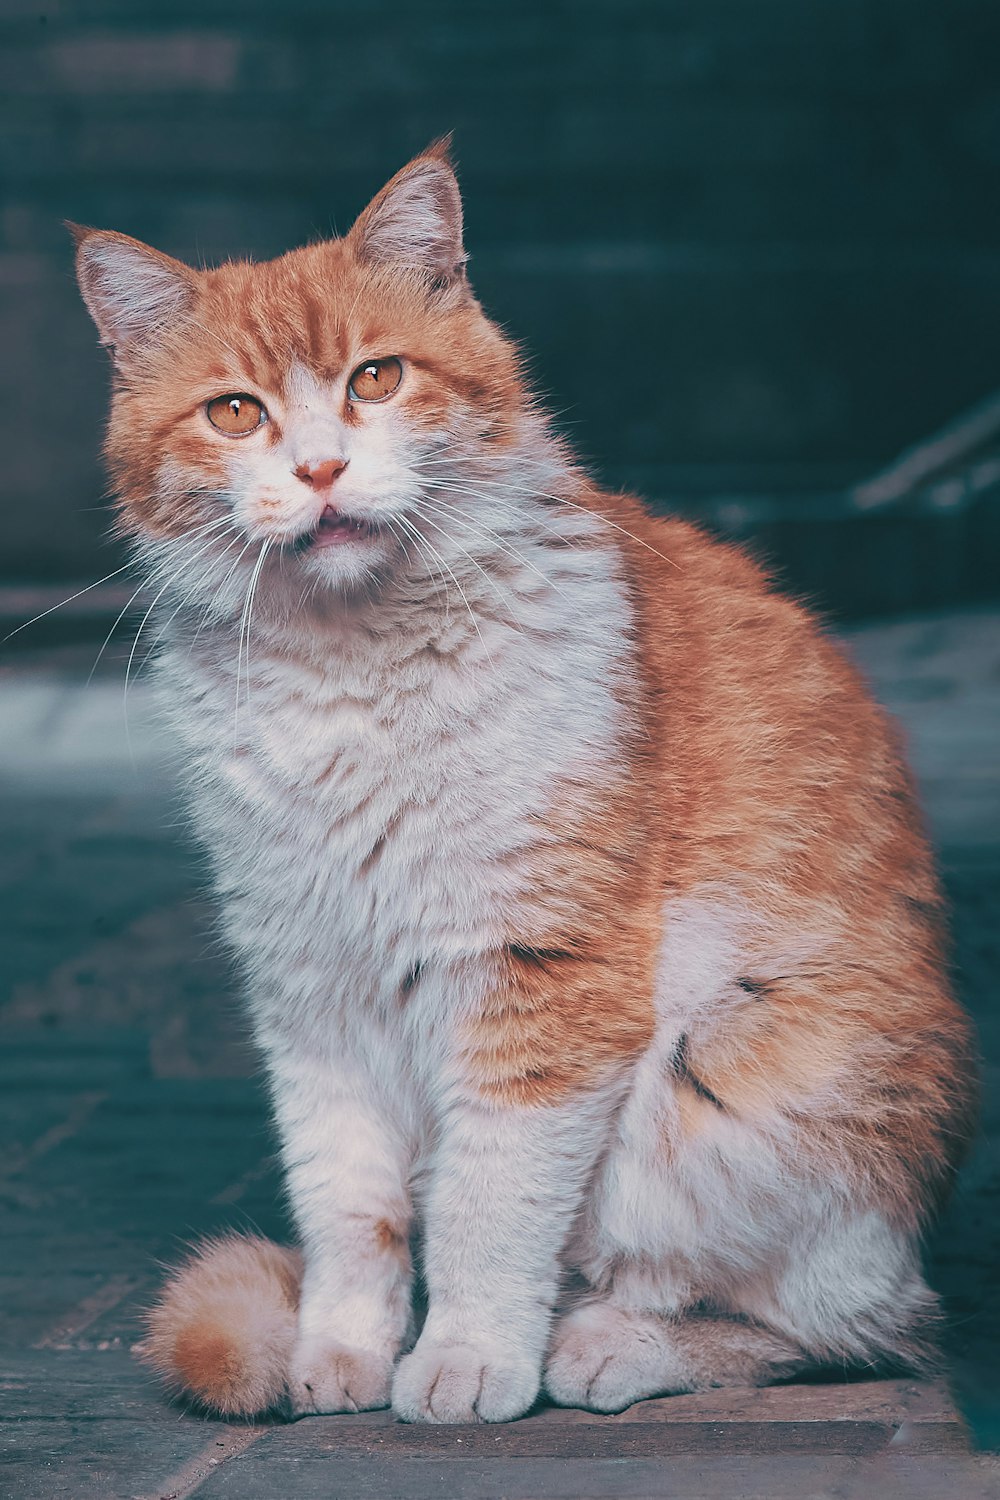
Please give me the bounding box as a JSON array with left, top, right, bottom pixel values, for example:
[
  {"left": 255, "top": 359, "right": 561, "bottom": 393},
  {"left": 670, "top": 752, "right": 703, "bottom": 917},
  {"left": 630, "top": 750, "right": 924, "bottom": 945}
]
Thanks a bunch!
[{"left": 3, "top": 0, "right": 1000, "bottom": 614}]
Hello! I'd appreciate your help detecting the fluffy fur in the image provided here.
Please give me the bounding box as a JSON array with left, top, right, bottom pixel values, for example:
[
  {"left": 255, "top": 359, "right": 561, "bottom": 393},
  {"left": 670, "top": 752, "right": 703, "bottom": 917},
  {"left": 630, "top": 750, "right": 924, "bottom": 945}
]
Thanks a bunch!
[
  {"left": 74, "top": 142, "right": 976, "bottom": 1424},
  {"left": 142, "top": 1236, "right": 301, "bottom": 1416}
]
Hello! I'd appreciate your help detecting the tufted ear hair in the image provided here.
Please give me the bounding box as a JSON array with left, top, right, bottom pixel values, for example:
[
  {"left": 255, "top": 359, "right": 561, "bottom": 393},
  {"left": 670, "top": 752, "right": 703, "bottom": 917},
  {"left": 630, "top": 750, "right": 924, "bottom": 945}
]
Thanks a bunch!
[
  {"left": 348, "top": 138, "right": 467, "bottom": 288},
  {"left": 70, "top": 224, "right": 195, "bottom": 361}
]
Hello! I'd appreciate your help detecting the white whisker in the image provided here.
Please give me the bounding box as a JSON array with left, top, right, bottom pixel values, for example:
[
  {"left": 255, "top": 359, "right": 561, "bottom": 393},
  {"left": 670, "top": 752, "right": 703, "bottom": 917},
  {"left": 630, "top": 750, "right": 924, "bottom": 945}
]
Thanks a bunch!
[
  {"left": 133, "top": 531, "right": 244, "bottom": 680},
  {"left": 235, "top": 538, "right": 271, "bottom": 741},
  {"left": 186, "top": 530, "right": 261, "bottom": 653},
  {"left": 406, "top": 500, "right": 524, "bottom": 630},
  {"left": 393, "top": 512, "right": 453, "bottom": 618},
  {"left": 395, "top": 513, "right": 490, "bottom": 658},
  {"left": 411, "top": 460, "right": 681, "bottom": 571},
  {"left": 3, "top": 560, "right": 137, "bottom": 644},
  {"left": 122, "top": 523, "right": 243, "bottom": 763},
  {"left": 87, "top": 514, "right": 236, "bottom": 683},
  {"left": 384, "top": 515, "right": 449, "bottom": 620},
  {"left": 412, "top": 490, "right": 574, "bottom": 605}
]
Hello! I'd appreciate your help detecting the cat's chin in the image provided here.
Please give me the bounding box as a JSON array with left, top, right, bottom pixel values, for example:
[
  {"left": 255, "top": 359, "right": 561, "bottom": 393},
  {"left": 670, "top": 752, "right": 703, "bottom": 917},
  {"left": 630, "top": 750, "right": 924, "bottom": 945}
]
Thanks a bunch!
[{"left": 293, "top": 528, "right": 398, "bottom": 596}]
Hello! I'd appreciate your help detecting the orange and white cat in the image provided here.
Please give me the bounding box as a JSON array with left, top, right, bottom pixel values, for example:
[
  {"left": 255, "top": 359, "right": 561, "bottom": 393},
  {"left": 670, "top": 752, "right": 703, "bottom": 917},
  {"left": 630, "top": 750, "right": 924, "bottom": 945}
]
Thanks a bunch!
[{"left": 75, "top": 142, "right": 975, "bottom": 1424}]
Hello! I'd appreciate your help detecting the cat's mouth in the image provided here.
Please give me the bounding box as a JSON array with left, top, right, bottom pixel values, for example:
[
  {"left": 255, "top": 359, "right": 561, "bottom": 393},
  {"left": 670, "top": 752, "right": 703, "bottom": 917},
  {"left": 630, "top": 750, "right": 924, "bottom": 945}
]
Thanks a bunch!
[{"left": 300, "top": 505, "right": 378, "bottom": 551}]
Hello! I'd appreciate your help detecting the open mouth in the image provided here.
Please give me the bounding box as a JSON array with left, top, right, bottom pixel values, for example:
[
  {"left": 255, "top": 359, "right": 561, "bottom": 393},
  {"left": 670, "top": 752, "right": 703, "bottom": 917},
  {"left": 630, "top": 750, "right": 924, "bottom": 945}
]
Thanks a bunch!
[{"left": 302, "top": 505, "right": 377, "bottom": 550}]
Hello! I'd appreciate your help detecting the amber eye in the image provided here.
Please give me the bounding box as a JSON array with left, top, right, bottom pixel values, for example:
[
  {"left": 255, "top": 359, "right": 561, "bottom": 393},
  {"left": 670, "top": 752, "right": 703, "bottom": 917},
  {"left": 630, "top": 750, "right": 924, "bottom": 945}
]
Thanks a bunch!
[
  {"left": 206, "top": 394, "right": 267, "bottom": 435},
  {"left": 348, "top": 357, "right": 403, "bottom": 403}
]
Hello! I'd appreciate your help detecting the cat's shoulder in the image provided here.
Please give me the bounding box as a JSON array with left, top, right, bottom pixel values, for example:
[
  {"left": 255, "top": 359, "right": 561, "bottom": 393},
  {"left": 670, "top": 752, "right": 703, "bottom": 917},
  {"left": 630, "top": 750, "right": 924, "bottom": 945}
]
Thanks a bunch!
[
  {"left": 586, "top": 487, "right": 876, "bottom": 705},
  {"left": 586, "top": 488, "right": 807, "bottom": 621}
]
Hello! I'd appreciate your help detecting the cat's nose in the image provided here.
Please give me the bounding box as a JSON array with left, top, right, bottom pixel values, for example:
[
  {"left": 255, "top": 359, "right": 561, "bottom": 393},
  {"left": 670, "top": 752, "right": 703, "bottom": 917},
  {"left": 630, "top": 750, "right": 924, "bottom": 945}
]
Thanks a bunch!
[{"left": 293, "top": 458, "right": 348, "bottom": 490}]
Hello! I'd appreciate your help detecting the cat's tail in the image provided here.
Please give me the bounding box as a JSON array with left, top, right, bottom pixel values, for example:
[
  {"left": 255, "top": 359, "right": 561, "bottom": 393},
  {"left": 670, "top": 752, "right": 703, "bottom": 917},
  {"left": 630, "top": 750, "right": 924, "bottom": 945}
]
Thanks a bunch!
[{"left": 137, "top": 1234, "right": 303, "bottom": 1417}]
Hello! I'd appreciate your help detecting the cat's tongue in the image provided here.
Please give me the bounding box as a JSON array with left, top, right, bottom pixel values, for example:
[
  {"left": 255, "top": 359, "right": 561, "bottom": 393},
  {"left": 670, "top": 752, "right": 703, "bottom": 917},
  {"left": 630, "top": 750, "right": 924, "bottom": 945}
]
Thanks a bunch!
[{"left": 310, "top": 505, "right": 372, "bottom": 548}]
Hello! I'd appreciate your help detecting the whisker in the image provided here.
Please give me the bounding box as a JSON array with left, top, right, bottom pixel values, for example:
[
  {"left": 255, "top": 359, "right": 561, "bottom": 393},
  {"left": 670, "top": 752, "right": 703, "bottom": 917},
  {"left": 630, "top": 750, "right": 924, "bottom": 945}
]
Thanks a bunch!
[
  {"left": 412, "top": 491, "right": 574, "bottom": 605},
  {"left": 406, "top": 500, "right": 525, "bottom": 629},
  {"left": 395, "top": 513, "right": 490, "bottom": 658},
  {"left": 414, "top": 472, "right": 573, "bottom": 539},
  {"left": 145, "top": 518, "right": 245, "bottom": 639},
  {"left": 186, "top": 531, "right": 259, "bottom": 653},
  {"left": 87, "top": 515, "right": 236, "bottom": 683},
  {"left": 411, "top": 462, "right": 681, "bottom": 571},
  {"left": 235, "top": 538, "right": 270, "bottom": 740},
  {"left": 392, "top": 513, "right": 453, "bottom": 621},
  {"left": 3, "top": 560, "right": 137, "bottom": 644},
  {"left": 131, "top": 537, "right": 242, "bottom": 682},
  {"left": 520, "top": 489, "right": 683, "bottom": 572},
  {"left": 209, "top": 531, "right": 261, "bottom": 716},
  {"left": 121, "top": 533, "right": 238, "bottom": 765},
  {"left": 384, "top": 514, "right": 449, "bottom": 620}
]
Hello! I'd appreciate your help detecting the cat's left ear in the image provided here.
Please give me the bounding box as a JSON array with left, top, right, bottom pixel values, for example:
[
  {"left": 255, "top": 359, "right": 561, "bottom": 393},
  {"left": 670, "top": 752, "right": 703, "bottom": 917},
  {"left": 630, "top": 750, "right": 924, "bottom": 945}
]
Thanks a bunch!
[
  {"left": 70, "top": 224, "right": 195, "bottom": 364},
  {"left": 349, "top": 139, "right": 468, "bottom": 291}
]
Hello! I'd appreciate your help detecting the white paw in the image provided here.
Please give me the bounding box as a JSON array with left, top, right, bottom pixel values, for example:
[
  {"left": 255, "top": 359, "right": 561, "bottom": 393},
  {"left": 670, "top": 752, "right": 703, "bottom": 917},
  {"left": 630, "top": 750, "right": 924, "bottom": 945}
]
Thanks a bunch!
[
  {"left": 391, "top": 1337, "right": 539, "bottom": 1423},
  {"left": 288, "top": 1335, "right": 393, "bottom": 1415},
  {"left": 545, "top": 1303, "right": 683, "bottom": 1413}
]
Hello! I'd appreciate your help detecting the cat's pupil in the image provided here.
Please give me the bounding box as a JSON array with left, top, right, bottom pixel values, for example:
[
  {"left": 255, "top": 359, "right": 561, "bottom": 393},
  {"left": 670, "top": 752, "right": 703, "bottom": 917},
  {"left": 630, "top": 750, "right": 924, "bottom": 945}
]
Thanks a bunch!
[
  {"left": 229, "top": 400, "right": 240, "bottom": 414},
  {"left": 366, "top": 366, "right": 378, "bottom": 381}
]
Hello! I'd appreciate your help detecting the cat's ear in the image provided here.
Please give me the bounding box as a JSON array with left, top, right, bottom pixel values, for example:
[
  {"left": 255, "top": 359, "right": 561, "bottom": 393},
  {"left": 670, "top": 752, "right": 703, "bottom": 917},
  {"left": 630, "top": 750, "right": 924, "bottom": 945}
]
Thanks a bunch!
[
  {"left": 70, "top": 225, "right": 195, "bottom": 362},
  {"left": 349, "top": 139, "right": 468, "bottom": 289}
]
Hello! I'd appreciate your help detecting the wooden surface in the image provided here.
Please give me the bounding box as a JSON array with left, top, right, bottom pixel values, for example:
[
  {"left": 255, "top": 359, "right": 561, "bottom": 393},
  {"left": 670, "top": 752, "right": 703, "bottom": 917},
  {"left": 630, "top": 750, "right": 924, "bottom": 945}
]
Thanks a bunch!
[{"left": 1, "top": 609, "right": 999, "bottom": 1497}]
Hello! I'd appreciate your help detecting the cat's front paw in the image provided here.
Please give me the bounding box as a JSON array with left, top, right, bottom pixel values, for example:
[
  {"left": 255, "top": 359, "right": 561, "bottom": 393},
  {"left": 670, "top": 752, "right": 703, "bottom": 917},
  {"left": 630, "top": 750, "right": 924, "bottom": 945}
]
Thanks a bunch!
[
  {"left": 545, "top": 1303, "right": 682, "bottom": 1413},
  {"left": 288, "top": 1335, "right": 393, "bottom": 1416},
  {"left": 391, "top": 1337, "right": 539, "bottom": 1423}
]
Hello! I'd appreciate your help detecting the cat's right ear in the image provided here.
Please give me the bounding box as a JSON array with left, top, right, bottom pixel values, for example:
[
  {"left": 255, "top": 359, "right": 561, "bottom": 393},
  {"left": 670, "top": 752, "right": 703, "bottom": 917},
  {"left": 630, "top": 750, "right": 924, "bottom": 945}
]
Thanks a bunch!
[
  {"left": 348, "top": 140, "right": 468, "bottom": 291},
  {"left": 70, "top": 225, "right": 195, "bottom": 364}
]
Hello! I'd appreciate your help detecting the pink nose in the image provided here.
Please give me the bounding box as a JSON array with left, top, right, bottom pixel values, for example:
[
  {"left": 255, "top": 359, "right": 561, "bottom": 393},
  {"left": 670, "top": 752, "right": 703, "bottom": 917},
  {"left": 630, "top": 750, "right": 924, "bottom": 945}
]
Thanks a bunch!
[{"left": 294, "top": 458, "right": 348, "bottom": 490}]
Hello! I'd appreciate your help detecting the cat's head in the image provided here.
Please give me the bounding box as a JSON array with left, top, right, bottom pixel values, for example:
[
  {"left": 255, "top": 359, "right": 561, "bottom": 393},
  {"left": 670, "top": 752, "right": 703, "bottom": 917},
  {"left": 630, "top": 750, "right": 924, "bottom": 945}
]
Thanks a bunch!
[{"left": 73, "top": 142, "right": 528, "bottom": 611}]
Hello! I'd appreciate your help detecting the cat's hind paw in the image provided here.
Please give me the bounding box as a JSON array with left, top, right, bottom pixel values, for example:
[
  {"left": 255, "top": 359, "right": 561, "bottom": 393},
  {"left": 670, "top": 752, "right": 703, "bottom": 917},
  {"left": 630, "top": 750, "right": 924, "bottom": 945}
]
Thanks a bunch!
[
  {"left": 544, "top": 1303, "right": 682, "bottom": 1413},
  {"left": 392, "top": 1337, "right": 539, "bottom": 1423},
  {"left": 288, "top": 1336, "right": 393, "bottom": 1416}
]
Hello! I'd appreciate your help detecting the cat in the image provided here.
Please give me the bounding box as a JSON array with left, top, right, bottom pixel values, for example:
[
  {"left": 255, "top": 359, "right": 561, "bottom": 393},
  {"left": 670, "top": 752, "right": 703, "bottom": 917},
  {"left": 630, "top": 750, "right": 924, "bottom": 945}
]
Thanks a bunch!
[{"left": 73, "top": 140, "right": 976, "bottom": 1425}]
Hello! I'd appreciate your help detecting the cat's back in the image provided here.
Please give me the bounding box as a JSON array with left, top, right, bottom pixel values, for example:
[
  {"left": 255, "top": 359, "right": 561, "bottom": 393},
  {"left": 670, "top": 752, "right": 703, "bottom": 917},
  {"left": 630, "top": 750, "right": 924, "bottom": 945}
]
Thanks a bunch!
[
  {"left": 601, "top": 498, "right": 933, "bottom": 899},
  {"left": 597, "top": 496, "right": 974, "bottom": 1202}
]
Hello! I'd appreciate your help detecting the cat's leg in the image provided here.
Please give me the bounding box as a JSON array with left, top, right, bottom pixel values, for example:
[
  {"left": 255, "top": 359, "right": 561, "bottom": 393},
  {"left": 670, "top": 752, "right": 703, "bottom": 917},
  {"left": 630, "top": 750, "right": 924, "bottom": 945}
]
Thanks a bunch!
[
  {"left": 391, "top": 1084, "right": 622, "bottom": 1424},
  {"left": 545, "top": 1210, "right": 935, "bottom": 1412},
  {"left": 545, "top": 1303, "right": 806, "bottom": 1412},
  {"left": 267, "top": 1044, "right": 414, "bottom": 1415}
]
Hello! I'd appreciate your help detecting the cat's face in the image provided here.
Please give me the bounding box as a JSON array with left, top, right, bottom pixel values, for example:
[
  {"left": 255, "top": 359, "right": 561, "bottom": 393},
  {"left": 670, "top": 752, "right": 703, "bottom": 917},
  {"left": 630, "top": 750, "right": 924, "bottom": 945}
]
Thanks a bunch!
[{"left": 74, "top": 145, "right": 524, "bottom": 610}]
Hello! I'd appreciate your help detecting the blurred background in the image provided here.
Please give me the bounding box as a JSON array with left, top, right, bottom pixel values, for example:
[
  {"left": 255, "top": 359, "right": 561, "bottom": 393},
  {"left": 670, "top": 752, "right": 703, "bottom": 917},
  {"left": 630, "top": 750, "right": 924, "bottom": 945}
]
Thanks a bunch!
[
  {"left": 1, "top": 3, "right": 999, "bottom": 1489},
  {"left": 2, "top": 0, "right": 1000, "bottom": 626}
]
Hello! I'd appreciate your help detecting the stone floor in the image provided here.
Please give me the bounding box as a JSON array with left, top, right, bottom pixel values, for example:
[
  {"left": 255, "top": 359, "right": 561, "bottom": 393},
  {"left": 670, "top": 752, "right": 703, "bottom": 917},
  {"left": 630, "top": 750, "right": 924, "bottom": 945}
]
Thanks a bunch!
[{"left": 1, "top": 608, "right": 999, "bottom": 1499}]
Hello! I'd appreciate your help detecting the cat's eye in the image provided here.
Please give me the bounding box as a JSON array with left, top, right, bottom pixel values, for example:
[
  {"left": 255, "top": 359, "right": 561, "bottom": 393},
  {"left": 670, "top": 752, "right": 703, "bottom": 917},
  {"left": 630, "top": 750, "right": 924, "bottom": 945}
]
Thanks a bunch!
[
  {"left": 348, "top": 357, "right": 403, "bottom": 403},
  {"left": 206, "top": 394, "right": 267, "bottom": 435}
]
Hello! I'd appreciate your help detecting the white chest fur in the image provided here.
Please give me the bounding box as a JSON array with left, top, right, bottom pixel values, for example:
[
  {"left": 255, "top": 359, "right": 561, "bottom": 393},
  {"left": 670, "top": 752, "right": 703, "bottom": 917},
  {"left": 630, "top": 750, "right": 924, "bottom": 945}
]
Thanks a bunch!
[{"left": 155, "top": 535, "right": 634, "bottom": 1082}]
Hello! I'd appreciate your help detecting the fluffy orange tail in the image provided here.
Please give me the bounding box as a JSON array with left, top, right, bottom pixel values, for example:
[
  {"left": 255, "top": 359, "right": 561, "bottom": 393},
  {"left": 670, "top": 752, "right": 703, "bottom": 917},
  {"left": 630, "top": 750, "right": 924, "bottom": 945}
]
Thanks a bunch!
[{"left": 138, "top": 1235, "right": 302, "bottom": 1417}]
